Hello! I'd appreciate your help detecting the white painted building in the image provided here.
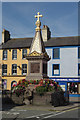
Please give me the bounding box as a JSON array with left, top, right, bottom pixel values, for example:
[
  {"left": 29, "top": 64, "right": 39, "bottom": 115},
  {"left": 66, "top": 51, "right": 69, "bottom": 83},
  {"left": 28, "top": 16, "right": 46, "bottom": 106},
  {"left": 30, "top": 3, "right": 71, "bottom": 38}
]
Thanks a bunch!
[{"left": 45, "top": 42, "right": 80, "bottom": 96}]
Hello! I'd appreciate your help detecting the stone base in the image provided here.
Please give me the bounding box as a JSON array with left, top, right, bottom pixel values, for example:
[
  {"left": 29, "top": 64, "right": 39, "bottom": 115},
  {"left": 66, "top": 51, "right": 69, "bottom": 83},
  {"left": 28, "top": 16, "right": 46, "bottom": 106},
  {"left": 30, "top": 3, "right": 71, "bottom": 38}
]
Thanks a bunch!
[
  {"left": 32, "top": 92, "right": 52, "bottom": 105},
  {"left": 11, "top": 94, "right": 24, "bottom": 105},
  {"left": 26, "top": 75, "right": 49, "bottom": 80}
]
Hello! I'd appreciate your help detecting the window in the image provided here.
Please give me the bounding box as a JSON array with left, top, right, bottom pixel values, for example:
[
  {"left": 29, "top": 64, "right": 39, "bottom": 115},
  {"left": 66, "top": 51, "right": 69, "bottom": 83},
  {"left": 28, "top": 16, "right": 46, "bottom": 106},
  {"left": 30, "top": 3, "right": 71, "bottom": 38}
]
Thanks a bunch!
[
  {"left": 53, "top": 48, "right": 60, "bottom": 59},
  {"left": 3, "top": 50, "right": 7, "bottom": 60},
  {"left": 22, "top": 49, "right": 27, "bottom": 59},
  {"left": 78, "top": 47, "right": 80, "bottom": 58},
  {"left": 22, "top": 64, "right": 27, "bottom": 75},
  {"left": 2, "top": 79, "right": 7, "bottom": 90},
  {"left": 12, "top": 50, "right": 17, "bottom": 60},
  {"left": 2, "top": 64, "right": 7, "bottom": 75},
  {"left": 67, "top": 82, "right": 78, "bottom": 94},
  {"left": 52, "top": 64, "right": 60, "bottom": 76},
  {"left": 78, "top": 64, "right": 80, "bottom": 75},
  {"left": 12, "top": 64, "right": 17, "bottom": 75}
]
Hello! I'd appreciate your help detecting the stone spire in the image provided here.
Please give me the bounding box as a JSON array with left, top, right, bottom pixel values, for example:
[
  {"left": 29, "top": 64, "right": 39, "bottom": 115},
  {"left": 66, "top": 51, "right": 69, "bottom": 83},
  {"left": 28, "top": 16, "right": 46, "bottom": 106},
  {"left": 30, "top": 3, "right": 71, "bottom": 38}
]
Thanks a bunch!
[
  {"left": 29, "top": 12, "right": 45, "bottom": 55},
  {"left": 26, "top": 12, "right": 50, "bottom": 80}
]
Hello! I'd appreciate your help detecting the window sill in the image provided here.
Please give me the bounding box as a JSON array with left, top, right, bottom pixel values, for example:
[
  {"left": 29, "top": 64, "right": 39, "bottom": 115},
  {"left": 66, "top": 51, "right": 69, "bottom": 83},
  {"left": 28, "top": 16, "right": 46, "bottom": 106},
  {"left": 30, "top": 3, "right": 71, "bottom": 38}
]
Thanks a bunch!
[
  {"left": 12, "top": 59, "right": 17, "bottom": 60},
  {"left": 52, "top": 74, "right": 60, "bottom": 76},
  {"left": 3, "top": 59, "right": 7, "bottom": 60},
  {"left": 22, "top": 58, "right": 26, "bottom": 60},
  {"left": 2, "top": 74, "right": 7, "bottom": 76},
  {"left": 53, "top": 58, "right": 60, "bottom": 59},
  {"left": 22, "top": 73, "right": 27, "bottom": 75}
]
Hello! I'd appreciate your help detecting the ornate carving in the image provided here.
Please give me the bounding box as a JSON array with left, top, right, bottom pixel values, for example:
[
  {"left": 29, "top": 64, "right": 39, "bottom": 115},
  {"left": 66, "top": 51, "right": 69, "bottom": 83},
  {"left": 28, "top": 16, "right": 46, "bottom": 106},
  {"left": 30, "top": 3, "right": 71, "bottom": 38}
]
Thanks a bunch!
[{"left": 28, "top": 51, "right": 42, "bottom": 56}]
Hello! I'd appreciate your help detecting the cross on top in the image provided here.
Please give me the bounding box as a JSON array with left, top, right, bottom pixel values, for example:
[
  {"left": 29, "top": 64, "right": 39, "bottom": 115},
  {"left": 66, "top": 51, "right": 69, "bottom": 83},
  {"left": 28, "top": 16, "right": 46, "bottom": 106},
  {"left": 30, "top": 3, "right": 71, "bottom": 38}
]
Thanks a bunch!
[{"left": 35, "top": 12, "right": 43, "bottom": 21}]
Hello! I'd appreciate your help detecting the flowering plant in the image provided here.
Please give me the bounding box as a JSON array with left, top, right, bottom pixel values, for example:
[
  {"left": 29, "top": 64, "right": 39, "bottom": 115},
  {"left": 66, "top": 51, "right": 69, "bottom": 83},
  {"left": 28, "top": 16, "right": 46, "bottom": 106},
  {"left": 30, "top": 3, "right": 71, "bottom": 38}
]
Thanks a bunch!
[
  {"left": 11, "top": 79, "right": 63, "bottom": 97},
  {"left": 35, "top": 79, "right": 63, "bottom": 95},
  {"left": 11, "top": 79, "right": 27, "bottom": 97}
]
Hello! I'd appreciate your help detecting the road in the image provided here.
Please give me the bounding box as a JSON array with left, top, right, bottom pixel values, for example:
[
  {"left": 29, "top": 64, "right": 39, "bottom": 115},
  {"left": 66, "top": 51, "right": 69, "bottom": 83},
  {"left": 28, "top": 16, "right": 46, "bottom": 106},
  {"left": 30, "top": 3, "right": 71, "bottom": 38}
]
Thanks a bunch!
[{"left": 2, "top": 107, "right": 79, "bottom": 120}]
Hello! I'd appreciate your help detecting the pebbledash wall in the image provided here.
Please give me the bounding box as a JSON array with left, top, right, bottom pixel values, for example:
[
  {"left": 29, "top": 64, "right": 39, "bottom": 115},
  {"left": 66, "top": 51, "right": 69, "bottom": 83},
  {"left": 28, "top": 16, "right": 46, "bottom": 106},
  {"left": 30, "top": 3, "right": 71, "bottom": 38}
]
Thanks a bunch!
[{"left": 46, "top": 46, "right": 80, "bottom": 97}]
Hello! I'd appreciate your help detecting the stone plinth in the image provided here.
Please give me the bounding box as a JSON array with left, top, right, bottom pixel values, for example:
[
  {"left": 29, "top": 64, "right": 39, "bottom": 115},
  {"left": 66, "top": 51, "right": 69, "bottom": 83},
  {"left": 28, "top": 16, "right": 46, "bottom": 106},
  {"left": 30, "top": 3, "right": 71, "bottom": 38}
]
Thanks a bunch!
[
  {"left": 11, "top": 94, "right": 24, "bottom": 105},
  {"left": 26, "top": 54, "right": 50, "bottom": 80},
  {"left": 32, "top": 92, "right": 52, "bottom": 105}
]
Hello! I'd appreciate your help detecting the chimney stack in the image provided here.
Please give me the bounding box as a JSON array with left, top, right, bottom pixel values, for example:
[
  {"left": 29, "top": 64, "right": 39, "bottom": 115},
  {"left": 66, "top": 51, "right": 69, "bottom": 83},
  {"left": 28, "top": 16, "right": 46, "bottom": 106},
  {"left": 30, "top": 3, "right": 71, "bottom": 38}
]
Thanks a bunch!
[
  {"left": 2, "top": 29, "right": 10, "bottom": 43},
  {"left": 42, "top": 25, "right": 51, "bottom": 42}
]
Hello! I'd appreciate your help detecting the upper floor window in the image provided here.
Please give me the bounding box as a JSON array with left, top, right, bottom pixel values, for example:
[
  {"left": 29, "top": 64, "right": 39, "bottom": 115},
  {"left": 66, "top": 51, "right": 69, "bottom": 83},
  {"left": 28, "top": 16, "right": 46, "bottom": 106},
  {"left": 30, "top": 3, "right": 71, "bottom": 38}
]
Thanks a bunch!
[
  {"left": 2, "top": 64, "right": 7, "bottom": 75},
  {"left": 78, "top": 64, "right": 80, "bottom": 76},
  {"left": 3, "top": 50, "right": 7, "bottom": 60},
  {"left": 22, "top": 49, "right": 27, "bottom": 59},
  {"left": 22, "top": 64, "right": 27, "bottom": 75},
  {"left": 12, "top": 64, "right": 17, "bottom": 75},
  {"left": 53, "top": 48, "right": 60, "bottom": 59},
  {"left": 78, "top": 47, "right": 80, "bottom": 58},
  {"left": 12, "top": 50, "right": 17, "bottom": 60},
  {"left": 52, "top": 64, "right": 60, "bottom": 76}
]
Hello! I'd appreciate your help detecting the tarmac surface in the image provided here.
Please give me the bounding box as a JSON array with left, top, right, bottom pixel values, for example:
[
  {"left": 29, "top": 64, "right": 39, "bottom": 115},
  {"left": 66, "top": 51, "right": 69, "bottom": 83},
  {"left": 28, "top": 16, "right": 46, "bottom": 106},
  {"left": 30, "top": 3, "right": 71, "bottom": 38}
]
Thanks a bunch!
[{"left": 1, "top": 97, "right": 80, "bottom": 120}]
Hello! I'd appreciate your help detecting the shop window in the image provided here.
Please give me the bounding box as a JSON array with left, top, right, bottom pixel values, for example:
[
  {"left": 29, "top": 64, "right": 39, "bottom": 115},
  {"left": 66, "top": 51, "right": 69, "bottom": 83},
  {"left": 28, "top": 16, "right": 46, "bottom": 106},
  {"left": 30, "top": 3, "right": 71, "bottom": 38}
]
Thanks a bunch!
[
  {"left": 78, "top": 83, "right": 80, "bottom": 94},
  {"left": 53, "top": 48, "right": 60, "bottom": 59},
  {"left": 67, "top": 82, "right": 78, "bottom": 94},
  {"left": 22, "top": 64, "right": 27, "bottom": 75},
  {"left": 22, "top": 49, "right": 27, "bottom": 59},
  {"left": 78, "top": 64, "right": 80, "bottom": 75},
  {"left": 3, "top": 50, "right": 7, "bottom": 60},
  {"left": 12, "top": 50, "right": 17, "bottom": 60},
  {"left": 52, "top": 64, "right": 60, "bottom": 76}
]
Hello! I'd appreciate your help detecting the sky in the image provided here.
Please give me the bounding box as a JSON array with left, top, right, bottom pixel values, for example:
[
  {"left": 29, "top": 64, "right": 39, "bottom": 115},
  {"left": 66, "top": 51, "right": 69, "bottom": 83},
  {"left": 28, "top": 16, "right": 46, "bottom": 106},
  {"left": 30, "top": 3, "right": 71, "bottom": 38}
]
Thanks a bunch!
[{"left": 1, "top": 2, "right": 78, "bottom": 42}]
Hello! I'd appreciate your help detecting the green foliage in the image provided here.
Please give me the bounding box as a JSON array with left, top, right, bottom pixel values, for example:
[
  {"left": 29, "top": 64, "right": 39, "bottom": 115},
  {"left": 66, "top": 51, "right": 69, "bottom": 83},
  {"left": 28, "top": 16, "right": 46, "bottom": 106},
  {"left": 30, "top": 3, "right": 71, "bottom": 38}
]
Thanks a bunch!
[
  {"left": 11, "top": 79, "right": 63, "bottom": 97},
  {"left": 36, "top": 85, "right": 54, "bottom": 95}
]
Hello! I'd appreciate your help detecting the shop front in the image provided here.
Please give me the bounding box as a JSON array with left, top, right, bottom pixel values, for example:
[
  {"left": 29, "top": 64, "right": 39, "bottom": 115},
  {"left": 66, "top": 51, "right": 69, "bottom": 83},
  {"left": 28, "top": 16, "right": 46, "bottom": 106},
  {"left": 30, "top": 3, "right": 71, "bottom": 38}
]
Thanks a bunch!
[{"left": 49, "top": 77, "right": 80, "bottom": 97}]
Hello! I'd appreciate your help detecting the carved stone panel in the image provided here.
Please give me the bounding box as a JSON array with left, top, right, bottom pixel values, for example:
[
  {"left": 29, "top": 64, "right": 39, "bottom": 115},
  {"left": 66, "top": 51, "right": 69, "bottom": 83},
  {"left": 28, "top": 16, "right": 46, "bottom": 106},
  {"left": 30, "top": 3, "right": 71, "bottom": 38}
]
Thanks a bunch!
[{"left": 30, "top": 63, "right": 40, "bottom": 73}]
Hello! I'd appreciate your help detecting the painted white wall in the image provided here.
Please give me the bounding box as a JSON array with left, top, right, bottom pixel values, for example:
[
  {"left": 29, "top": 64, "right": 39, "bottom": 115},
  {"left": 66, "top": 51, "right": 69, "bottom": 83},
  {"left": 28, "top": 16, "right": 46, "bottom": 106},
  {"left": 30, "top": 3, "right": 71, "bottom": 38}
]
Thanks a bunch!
[
  {"left": 46, "top": 47, "right": 78, "bottom": 77},
  {"left": 60, "top": 47, "right": 78, "bottom": 77}
]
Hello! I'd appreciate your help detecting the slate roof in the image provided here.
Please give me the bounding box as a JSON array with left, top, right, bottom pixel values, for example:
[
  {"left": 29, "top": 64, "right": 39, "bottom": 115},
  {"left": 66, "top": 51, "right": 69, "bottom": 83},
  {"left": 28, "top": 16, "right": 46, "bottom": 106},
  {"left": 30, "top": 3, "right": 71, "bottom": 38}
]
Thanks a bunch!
[{"left": 0, "top": 36, "right": 80, "bottom": 49}]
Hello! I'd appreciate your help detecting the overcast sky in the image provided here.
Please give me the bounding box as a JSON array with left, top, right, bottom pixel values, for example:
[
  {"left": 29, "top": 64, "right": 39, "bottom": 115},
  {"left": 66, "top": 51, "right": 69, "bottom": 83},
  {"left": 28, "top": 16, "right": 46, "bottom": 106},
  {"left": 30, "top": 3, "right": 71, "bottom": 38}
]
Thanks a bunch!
[{"left": 1, "top": 2, "right": 78, "bottom": 41}]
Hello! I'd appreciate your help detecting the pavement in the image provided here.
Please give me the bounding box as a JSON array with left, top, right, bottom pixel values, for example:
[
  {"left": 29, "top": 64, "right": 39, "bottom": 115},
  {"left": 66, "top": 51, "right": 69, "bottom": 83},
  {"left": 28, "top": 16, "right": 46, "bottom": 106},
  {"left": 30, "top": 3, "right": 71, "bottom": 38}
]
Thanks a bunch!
[{"left": 2, "top": 97, "right": 80, "bottom": 112}]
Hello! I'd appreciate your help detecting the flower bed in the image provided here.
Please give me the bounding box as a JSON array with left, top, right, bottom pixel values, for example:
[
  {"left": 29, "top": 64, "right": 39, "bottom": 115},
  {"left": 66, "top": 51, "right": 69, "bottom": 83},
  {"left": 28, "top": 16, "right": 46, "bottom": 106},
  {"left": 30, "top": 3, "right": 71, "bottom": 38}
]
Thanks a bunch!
[
  {"left": 11, "top": 79, "right": 63, "bottom": 105},
  {"left": 11, "top": 79, "right": 62, "bottom": 96}
]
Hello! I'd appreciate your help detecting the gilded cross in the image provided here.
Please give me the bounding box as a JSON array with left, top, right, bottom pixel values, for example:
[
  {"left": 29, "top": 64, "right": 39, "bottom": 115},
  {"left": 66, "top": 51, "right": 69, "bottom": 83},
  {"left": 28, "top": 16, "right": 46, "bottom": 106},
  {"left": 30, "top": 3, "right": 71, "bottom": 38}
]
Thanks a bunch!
[{"left": 35, "top": 12, "right": 43, "bottom": 21}]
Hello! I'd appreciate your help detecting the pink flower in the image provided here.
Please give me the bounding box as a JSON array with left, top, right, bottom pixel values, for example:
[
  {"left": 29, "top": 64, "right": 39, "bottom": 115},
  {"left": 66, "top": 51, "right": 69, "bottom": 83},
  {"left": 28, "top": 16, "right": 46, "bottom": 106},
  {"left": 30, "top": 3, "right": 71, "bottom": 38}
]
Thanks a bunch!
[{"left": 50, "top": 83, "right": 53, "bottom": 86}]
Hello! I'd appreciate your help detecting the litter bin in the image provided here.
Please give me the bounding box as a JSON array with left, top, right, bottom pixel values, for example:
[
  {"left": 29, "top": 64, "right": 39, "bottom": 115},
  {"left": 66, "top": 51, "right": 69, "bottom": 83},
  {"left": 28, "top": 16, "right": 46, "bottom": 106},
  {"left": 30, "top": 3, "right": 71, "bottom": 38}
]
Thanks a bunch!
[
  {"left": 64, "top": 91, "right": 69, "bottom": 104},
  {"left": 51, "top": 91, "right": 65, "bottom": 107},
  {"left": 51, "top": 91, "right": 59, "bottom": 107}
]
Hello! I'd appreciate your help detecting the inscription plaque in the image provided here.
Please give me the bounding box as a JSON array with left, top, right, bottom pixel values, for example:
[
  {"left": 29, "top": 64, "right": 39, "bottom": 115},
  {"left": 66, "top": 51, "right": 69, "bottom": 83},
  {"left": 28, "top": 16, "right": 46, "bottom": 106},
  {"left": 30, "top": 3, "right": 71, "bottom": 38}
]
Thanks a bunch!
[{"left": 30, "top": 63, "right": 40, "bottom": 73}]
